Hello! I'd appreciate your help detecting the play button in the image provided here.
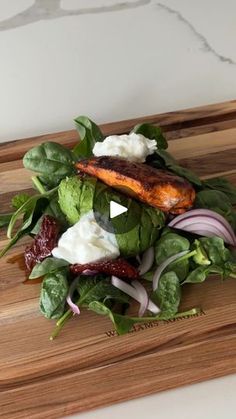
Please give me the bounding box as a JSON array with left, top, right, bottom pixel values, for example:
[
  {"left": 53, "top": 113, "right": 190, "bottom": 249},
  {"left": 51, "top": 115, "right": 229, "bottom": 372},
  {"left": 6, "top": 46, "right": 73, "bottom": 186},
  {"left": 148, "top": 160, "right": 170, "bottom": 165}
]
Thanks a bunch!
[
  {"left": 93, "top": 183, "right": 141, "bottom": 235},
  {"left": 110, "top": 201, "right": 128, "bottom": 219}
]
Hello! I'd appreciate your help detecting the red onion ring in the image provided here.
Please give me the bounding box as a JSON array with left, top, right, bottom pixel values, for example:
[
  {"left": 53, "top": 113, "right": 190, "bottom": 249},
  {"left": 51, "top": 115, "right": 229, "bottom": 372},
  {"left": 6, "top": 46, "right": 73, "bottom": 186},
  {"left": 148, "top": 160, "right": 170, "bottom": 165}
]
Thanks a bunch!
[
  {"left": 111, "top": 276, "right": 160, "bottom": 315},
  {"left": 169, "top": 209, "right": 236, "bottom": 245},
  {"left": 132, "top": 280, "right": 149, "bottom": 317},
  {"left": 152, "top": 250, "right": 189, "bottom": 291},
  {"left": 172, "top": 218, "right": 234, "bottom": 245},
  {"left": 66, "top": 277, "right": 80, "bottom": 315},
  {"left": 138, "top": 247, "right": 155, "bottom": 276}
]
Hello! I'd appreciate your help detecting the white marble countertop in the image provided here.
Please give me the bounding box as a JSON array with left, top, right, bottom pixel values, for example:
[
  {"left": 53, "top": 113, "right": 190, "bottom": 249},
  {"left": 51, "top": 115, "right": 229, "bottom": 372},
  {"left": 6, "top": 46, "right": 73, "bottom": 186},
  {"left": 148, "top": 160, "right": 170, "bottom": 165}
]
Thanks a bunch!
[{"left": 1, "top": 1, "right": 236, "bottom": 418}]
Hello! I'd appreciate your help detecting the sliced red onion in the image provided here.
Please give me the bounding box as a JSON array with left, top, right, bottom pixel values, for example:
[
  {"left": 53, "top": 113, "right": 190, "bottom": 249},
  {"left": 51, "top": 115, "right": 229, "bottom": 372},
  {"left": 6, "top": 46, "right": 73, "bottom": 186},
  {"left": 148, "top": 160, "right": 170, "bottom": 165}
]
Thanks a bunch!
[
  {"left": 152, "top": 250, "right": 189, "bottom": 291},
  {"left": 132, "top": 280, "right": 149, "bottom": 317},
  {"left": 173, "top": 218, "right": 234, "bottom": 245},
  {"left": 138, "top": 247, "right": 155, "bottom": 276},
  {"left": 136, "top": 255, "right": 141, "bottom": 264},
  {"left": 66, "top": 277, "right": 80, "bottom": 315},
  {"left": 176, "top": 222, "right": 231, "bottom": 243},
  {"left": 111, "top": 276, "right": 160, "bottom": 315},
  {"left": 169, "top": 209, "right": 236, "bottom": 246}
]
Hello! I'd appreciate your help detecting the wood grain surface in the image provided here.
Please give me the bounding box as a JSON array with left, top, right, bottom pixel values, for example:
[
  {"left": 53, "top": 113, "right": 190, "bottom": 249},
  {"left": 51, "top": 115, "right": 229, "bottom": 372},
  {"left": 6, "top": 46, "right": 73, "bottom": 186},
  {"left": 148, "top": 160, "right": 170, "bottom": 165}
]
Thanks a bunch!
[{"left": 1, "top": 100, "right": 236, "bottom": 419}]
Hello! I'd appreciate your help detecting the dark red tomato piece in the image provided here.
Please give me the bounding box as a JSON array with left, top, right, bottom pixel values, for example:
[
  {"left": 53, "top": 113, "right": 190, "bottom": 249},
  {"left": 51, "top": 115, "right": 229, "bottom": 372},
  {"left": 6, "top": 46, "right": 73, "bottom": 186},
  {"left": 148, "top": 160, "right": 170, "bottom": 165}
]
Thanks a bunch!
[
  {"left": 70, "top": 258, "right": 139, "bottom": 279},
  {"left": 24, "top": 215, "right": 60, "bottom": 271}
]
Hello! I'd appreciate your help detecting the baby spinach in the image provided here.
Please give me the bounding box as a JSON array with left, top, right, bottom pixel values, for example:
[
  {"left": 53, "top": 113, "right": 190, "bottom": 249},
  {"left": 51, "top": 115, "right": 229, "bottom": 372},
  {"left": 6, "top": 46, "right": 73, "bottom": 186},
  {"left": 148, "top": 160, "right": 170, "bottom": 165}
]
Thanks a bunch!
[
  {"left": 203, "top": 177, "right": 236, "bottom": 205},
  {"left": 148, "top": 149, "right": 202, "bottom": 187},
  {"left": 183, "top": 265, "right": 223, "bottom": 284},
  {"left": 30, "top": 193, "right": 68, "bottom": 235},
  {"left": 198, "top": 237, "right": 232, "bottom": 266},
  {"left": 183, "top": 238, "right": 236, "bottom": 284},
  {"left": 224, "top": 261, "right": 236, "bottom": 278},
  {"left": 77, "top": 275, "right": 130, "bottom": 306},
  {"left": 7, "top": 189, "right": 56, "bottom": 239},
  {"left": 40, "top": 269, "right": 68, "bottom": 319},
  {"left": 0, "top": 188, "right": 58, "bottom": 257},
  {"left": 88, "top": 301, "right": 135, "bottom": 335},
  {"left": 152, "top": 271, "right": 181, "bottom": 317},
  {"left": 73, "top": 116, "right": 104, "bottom": 159},
  {"left": 23, "top": 142, "right": 75, "bottom": 187},
  {"left": 46, "top": 195, "right": 68, "bottom": 227},
  {"left": 195, "top": 190, "right": 236, "bottom": 229},
  {"left": 155, "top": 232, "right": 190, "bottom": 280},
  {"left": 132, "top": 123, "right": 168, "bottom": 149},
  {"left": 58, "top": 176, "right": 96, "bottom": 225},
  {"left": 88, "top": 300, "right": 199, "bottom": 335},
  {"left": 29, "top": 257, "right": 69, "bottom": 279},
  {"left": 192, "top": 239, "right": 211, "bottom": 266}
]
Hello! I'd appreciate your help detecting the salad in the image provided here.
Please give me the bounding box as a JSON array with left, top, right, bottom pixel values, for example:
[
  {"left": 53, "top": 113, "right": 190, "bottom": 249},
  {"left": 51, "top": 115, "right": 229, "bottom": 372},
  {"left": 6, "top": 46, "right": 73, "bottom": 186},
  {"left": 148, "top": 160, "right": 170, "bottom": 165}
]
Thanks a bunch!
[{"left": 1, "top": 116, "right": 236, "bottom": 340}]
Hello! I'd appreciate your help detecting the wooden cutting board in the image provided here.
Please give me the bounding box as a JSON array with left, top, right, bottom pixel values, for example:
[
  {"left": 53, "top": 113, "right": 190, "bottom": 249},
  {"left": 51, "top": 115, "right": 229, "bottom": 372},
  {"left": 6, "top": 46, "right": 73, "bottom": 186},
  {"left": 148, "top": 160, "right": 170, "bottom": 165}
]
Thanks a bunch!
[{"left": 1, "top": 100, "right": 236, "bottom": 419}]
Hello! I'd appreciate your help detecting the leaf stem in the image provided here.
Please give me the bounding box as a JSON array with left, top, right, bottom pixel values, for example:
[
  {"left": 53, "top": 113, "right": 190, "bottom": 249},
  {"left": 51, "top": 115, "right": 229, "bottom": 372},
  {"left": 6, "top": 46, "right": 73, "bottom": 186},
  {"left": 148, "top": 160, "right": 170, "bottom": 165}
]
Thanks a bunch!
[
  {"left": 50, "top": 298, "right": 80, "bottom": 340},
  {"left": 176, "top": 250, "right": 197, "bottom": 263},
  {"left": 50, "top": 311, "right": 73, "bottom": 340},
  {"left": 127, "top": 307, "right": 201, "bottom": 322},
  {"left": 56, "top": 307, "right": 74, "bottom": 327},
  {"left": 31, "top": 176, "right": 47, "bottom": 194}
]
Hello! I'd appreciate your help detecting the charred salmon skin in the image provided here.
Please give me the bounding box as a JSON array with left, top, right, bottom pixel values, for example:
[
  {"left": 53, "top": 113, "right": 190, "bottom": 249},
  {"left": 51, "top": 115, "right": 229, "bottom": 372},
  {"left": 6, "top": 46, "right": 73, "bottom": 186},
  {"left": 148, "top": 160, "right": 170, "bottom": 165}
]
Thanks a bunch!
[{"left": 76, "top": 156, "right": 195, "bottom": 214}]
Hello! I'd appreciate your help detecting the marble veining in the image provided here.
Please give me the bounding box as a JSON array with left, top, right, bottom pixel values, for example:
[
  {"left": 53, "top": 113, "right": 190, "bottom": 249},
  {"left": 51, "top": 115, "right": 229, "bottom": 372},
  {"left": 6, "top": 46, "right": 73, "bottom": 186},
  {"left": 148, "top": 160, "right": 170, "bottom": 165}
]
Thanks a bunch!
[
  {"left": 157, "top": 3, "right": 236, "bottom": 66},
  {"left": 0, "top": 0, "right": 151, "bottom": 31},
  {"left": 0, "top": 0, "right": 234, "bottom": 68}
]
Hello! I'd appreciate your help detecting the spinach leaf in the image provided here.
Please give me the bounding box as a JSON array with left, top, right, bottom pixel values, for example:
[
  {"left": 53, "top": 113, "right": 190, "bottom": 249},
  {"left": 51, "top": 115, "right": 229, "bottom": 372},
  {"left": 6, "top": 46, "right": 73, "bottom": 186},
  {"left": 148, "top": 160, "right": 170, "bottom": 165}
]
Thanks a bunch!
[
  {"left": 132, "top": 123, "right": 168, "bottom": 149},
  {"left": 58, "top": 176, "right": 96, "bottom": 225},
  {"left": 183, "top": 265, "right": 223, "bottom": 284},
  {"left": 89, "top": 301, "right": 135, "bottom": 335},
  {"left": 23, "top": 142, "right": 75, "bottom": 186},
  {"left": 195, "top": 190, "right": 236, "bottom": 229},
  {"left": 37, "top": 175, "right": 65, "bottom": 190},
  {"left": 40, "top": 269, "right": 68, "bottom": 319},
  {"left": 198, "top": 237, "right": 232, "bottom": 266},
  {"left": 152, "top": 271, "right": 181, "bottom": 317},
  {"left": 29, "top": 257, "right": 69, "bottom": 279},
  {"left": 0, "top": 213, "right": 13, "bottom": 228},
  {"left": 203, "top": 177, "right": 236, "bottom": 205},
  {"left": 192, "top": 239, "right": 211, "bottom": 266},
  {"left": 31, "top": 193, "right": 68, "bottom": 235},
  {"left": 155, "top": 232, "right": 190, "bottom": 280},
  {"left": 12, "top": 193, "right": 31, "bottom": 210},
  {"left": 73, "top": 116, "right": 104, "bottom": 159},
  {"left": 88, "top": 300, "right": 198, "bottom": 335},
  {"left": 77, "top": 275, "right": 130, "bottom": 306},
  {"left": 148, "top": 150, "right": 202, "bottom": 187},
  {"left": 46, "top": 195, "right": 68, "bottom": 227},
  {"left": 7, "top": 189, "right": 56, "bottom": 239},
  {"left": 183, "top": 237, "right": 236, "bottom": 283},
  {"left": 224, "top": 260, "right": 236, "bottom": 278},
  {"left": 0, "top": 189, "right": 58, "bottom": 257}
]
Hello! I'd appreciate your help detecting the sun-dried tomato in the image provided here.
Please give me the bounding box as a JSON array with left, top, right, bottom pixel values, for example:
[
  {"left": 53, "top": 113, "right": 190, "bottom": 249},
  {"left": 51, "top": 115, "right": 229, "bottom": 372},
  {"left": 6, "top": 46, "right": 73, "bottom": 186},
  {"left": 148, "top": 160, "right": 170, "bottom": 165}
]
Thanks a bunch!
[
  {"left": 70, "top": 258, "right": 139, "bottom": 279},
  {"left": 24, "top": 215, "right": 60, "bottom": 271}
]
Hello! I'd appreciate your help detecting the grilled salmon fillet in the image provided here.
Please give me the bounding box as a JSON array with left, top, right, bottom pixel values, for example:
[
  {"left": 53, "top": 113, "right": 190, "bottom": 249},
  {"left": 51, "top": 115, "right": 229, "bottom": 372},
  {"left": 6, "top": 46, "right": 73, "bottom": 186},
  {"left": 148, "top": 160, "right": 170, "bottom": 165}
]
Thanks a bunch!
[{"left": 76, "top": 156, "right": 195, "bottom": 214}]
